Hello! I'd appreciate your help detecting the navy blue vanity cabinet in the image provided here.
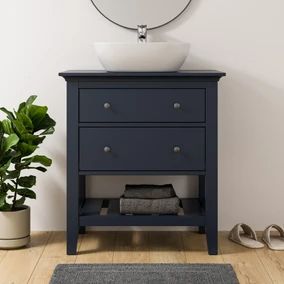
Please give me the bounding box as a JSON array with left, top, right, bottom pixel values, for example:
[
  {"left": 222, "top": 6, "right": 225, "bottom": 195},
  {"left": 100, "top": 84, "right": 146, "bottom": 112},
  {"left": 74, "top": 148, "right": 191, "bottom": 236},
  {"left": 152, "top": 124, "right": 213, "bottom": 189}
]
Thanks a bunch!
[{"left": 59, "top": 70, "right": 226, "bottom": 255}]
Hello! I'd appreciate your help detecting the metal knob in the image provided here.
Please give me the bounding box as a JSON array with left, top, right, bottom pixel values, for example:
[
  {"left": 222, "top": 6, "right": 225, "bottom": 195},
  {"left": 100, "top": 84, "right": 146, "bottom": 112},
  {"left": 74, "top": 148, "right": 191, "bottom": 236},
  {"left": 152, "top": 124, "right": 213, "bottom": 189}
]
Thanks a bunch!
[
  {"left": 104, "top": 102, "right": 111, "bottom": 109},
  {"left": 104, "top": 146, "right": 111, "bottom": 153},
  {"left": 173, "top": 102, "right": 181, "bottom": 110},
  {"left": 173, "top": 146, "right": 181, "bottom": 153}
]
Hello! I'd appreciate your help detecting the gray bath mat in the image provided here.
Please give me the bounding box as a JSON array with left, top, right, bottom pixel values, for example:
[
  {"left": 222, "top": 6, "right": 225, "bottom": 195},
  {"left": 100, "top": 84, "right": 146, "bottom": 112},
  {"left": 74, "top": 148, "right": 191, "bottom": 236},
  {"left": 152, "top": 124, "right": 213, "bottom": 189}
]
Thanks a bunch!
[{"left": 50, "top": 264, "right": 239, "bottom": 284}]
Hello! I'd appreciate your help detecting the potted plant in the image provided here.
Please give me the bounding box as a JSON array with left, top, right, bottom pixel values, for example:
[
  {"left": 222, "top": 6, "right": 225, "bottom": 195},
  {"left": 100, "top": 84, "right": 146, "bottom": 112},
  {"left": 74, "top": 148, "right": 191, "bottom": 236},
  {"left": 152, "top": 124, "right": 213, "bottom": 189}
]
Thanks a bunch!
[{"left": 0, "top": 96, "right": 55, "bottom": 248}]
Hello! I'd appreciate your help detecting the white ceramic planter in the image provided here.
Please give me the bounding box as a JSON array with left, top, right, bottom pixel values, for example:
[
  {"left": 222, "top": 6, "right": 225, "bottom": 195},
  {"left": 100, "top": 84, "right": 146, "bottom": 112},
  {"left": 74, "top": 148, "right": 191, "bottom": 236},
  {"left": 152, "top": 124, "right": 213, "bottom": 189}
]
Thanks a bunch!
[{"left": 0, "top": 206, "right": 30, "bottom": 249}]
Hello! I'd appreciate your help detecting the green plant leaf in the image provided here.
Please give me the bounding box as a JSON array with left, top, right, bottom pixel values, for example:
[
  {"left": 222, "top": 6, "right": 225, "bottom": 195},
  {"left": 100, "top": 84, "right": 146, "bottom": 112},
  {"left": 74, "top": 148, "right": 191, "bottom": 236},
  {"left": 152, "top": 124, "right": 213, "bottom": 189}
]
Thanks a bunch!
[
  {"left": 26, "top": 95, "right": 37, "bottom": 106},
  {"left": 18, "top": 175, "right": 36, "bottom": 188},
  {"left": 0, "top": 203, "right": 12, "bottom": 211},
  {"left": 0, "top": 192, "right": 6, "bottom": 207},
  {"left": 17, "top": 142, "right": 37, "bottom": 157},
  {"left": 40, "top": 126, "right": 55, "bottom": 135},
  {"left": 0, "top": 107, "right": 15, "bottom": 120},
  {"left": 26, "top": 166, "right": 47, "bottom": 172},
  {"left": 17, "top": 96, "right": 37, "bottom": 114},
  {"left": 17, "top": 188, "right": 36, "bottom": 199},
  {"left": 0, "top": 182, "right": 16, "bottom": 193},
  {"left": 0, "top": 158, "right": 12, "bottom": 175},
  {"left": 20, "top": 134, "right": 45, "bottom": 145},
  {"left": 2, "top": 119, "right": 14, "bottom": 135},
  {"left": 35, "top": 113, "right": 56, "bottom": 133},
  {"left": 14, "top": 196, "right": 26, "bottom": 207},
  {"left": 6, "top": 183, "right": 16, "bottom": 192},
  {"left": 6, "top": 170, "right": 20, "bottom": 179},
  {"left": 0, "top": 121, "right": 3, "bottom": 137},
  {"left": 16, "top": 112, "right": 34, "bottom": 133},
  {"left": 3, "top": 134, "right": 19, "bottom": 152},
  {"left": 11, "top": 119, "right": 27, "bottom": 136},
  {"left": 23, "top": 155, "right": 52, "bottom": 167},
  {"left": 27, "top": 105, "right": 48, "bottom": 131},
  {"left": 11, "top": 153, "right": 21, "bottom": 164},
  {"left": 17, "top": 102, "right": 26, "bottom": 113}
]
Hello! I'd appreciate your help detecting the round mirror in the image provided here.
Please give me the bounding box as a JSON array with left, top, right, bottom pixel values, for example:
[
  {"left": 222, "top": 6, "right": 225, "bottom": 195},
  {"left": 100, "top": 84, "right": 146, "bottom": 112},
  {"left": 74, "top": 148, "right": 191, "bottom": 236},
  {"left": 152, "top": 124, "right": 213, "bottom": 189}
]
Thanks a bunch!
[{"left": 90, "top": 0, "right": 192, "bottom": 30}]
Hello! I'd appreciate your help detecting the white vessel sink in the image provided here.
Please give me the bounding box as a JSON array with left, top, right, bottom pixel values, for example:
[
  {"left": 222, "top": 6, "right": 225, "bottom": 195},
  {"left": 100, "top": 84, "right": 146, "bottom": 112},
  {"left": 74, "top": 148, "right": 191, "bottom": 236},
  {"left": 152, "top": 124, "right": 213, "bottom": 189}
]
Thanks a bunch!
[{"left": 94, "top": 42, "right": 189, "bottom": 72}]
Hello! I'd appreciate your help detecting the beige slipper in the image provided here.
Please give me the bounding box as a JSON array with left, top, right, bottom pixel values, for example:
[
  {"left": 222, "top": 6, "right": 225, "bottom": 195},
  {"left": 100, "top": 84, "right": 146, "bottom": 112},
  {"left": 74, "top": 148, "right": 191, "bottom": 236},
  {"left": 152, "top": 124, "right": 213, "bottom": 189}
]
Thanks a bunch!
[
  {"left": 229, "top": 223, "right": 264, "bottom": 249},
  {"left": 263, "top": 224, "right": 284, "bottom": 251}
]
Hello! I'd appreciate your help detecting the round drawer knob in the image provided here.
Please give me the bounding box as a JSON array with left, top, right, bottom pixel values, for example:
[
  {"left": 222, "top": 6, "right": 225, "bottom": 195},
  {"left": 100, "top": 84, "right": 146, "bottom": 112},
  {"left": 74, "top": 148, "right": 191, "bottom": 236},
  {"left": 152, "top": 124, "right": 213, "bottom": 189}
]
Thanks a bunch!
[
  {"left": 173, "top": 146, "right": 181, "bottom": 153},
  {"left": 173, "top": 102, "right": 181, "bottom": 109},
  {"left": 104, "top": 102, "right": 111, "bottom": 109},
  {"left": 104, "top": 146, "right": 111, "bottom": 153}
]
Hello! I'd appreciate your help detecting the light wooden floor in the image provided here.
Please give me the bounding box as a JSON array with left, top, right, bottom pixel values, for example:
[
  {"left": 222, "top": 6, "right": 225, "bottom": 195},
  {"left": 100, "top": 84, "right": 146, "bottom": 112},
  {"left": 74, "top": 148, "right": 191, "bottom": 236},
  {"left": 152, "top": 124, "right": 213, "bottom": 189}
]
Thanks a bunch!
[{"left": 0, "top": 231, "right": 283, "bottom": 284}]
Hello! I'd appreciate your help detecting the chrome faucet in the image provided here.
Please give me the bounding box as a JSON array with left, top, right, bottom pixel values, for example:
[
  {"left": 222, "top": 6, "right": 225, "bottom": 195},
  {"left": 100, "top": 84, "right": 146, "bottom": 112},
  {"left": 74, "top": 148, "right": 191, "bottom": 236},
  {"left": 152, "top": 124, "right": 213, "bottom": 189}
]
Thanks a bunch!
[{"left": 137, "top": 25, "right": 147, "bottom": 43}]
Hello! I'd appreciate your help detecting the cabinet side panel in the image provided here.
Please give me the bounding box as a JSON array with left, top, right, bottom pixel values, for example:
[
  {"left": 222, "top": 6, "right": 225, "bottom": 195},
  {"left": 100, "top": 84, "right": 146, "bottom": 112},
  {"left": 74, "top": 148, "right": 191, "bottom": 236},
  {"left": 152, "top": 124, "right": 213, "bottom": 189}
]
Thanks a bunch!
[
  {"left": 66, "top": 79, "right": 79, "bottom": 254},
  {"left": 205, "top": 83, "right": 218, "bottom": 254}
]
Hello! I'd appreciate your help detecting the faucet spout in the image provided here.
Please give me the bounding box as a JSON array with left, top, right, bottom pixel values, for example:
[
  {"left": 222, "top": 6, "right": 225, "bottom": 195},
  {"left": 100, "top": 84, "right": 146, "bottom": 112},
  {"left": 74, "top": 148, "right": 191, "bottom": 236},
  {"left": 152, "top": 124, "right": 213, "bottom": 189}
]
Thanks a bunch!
[{"left": 137, "top": 25, "right": 147, "bottom": 43}]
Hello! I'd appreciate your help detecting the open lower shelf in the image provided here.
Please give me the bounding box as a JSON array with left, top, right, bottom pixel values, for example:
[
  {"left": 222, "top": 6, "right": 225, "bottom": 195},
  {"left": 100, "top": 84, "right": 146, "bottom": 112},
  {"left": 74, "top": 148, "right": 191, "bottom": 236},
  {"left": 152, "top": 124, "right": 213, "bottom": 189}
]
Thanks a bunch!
[{"left": 79, "top": 198, "right": 205, "bottom": 227}]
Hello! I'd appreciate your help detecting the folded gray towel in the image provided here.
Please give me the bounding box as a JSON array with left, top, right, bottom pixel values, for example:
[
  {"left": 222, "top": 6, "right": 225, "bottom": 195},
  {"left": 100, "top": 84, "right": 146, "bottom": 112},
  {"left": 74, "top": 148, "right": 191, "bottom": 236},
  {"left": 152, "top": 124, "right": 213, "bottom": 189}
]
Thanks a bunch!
[
  {"left": 120, "top": 197, "right": 180, "bottom": 215},
  {"left": 124, "top": 184, "right": 176, "bottom": 199}
]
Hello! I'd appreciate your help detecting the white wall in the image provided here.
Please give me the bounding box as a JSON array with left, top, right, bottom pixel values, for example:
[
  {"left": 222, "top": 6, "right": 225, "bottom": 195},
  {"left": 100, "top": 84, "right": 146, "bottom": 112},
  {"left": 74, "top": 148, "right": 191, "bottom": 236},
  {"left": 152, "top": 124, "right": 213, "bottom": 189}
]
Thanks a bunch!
[{"left": 0, "top": 0, "right": 283, "bottom": 230}]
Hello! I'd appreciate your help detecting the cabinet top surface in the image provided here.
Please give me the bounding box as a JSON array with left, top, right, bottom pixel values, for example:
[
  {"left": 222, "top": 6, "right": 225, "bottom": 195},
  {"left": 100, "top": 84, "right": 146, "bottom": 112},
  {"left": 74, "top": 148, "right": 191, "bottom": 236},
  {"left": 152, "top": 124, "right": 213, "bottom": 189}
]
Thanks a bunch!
[{"left": 59, "top": 70, "right": 226, "bottom": 78}]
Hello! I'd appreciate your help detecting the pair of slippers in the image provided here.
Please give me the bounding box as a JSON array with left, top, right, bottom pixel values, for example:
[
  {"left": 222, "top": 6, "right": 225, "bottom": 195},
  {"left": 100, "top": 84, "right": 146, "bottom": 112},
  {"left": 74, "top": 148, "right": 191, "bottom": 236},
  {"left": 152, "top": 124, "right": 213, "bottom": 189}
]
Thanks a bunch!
[{"left": 229, "top": 223, "right": 284, "bottom": 250}]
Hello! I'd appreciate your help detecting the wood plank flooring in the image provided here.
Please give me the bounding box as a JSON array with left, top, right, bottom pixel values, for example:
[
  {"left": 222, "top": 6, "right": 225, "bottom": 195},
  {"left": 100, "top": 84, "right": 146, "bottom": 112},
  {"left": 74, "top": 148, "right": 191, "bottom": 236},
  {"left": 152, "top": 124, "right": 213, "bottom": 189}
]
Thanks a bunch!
[{"left": 0, "top": 231, "right": 282, "bottom": 284}]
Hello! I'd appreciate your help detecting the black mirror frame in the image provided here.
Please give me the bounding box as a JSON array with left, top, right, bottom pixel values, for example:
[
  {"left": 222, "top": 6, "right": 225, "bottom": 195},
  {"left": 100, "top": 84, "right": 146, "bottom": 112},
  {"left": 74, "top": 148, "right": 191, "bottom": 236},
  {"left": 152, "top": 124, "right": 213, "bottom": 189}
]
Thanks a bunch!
[{"left": 90, "top": 0, "right": 192, "bottom": 31}]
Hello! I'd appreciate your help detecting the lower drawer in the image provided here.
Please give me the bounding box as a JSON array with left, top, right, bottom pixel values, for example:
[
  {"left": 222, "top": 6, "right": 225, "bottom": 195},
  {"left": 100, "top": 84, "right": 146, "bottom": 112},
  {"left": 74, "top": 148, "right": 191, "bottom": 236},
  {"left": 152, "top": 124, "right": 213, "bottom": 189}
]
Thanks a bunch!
[{"left": 79, "top": 128, "right": 205, "bottom": 171}]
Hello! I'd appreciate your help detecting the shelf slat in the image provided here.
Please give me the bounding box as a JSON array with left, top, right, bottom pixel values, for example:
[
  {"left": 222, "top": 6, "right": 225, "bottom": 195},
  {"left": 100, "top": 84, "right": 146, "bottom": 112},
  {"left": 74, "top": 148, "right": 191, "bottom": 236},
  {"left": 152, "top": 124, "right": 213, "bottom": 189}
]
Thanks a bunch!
[
  {"left": 80, "top": 198, "right": 205, "bottom": 227},
  {"left": 79, "top": 171, "right": 205, "bottom": 176},
  {"left": 181, "top": 199, "right": 202, "bottom": 216},
  {"left": 80, "top": 199, "right": 103, "bottom": 216},
  {"left": 108, "top": 199, "right": 120, "bottom": 215}
]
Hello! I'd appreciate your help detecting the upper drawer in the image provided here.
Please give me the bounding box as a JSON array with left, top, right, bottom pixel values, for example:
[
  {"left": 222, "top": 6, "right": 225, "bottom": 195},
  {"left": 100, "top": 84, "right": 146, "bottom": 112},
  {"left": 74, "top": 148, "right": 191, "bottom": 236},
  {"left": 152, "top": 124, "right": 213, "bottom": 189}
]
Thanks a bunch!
[{"left": 79, "top": 89, "right": 205, "bottom": 123}]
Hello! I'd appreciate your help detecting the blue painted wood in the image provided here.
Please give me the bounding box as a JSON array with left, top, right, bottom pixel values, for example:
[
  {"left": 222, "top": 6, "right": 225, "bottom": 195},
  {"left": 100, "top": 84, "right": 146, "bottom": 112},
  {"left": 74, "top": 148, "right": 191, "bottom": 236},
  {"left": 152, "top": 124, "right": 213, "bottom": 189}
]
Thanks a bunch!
[
  {"left": 205, "top": 85, "right": 218, "bottom": 255},
  {"left": 60, "top": 70, "right": 225, "bottom": 255},
  {"left": 79, "top": 170, "right": 206, "bottom": 176},
  {"left": 78, "top": 80, "right": 219, "bottom": 89},
  {"left": 80, "top": 198, "right": 205, "bottom": 226},
  {"left": 79, "top": 89, "right": 205, "bottom": 123},
  {"left": 59, "top": 70, "right": 226, "bottom": 78},
  {"left": 79, "top": 127, "right": 205, "bottom": 171},
  {"left": 79, "top": 175, "right": 86, "bottom": 234},
  {"left": 198, "top": 175, "right": 206, "bottom": 234},
  {"left": 66, "top": 80, "right": 80, "bottom": 254},
  {"left": 79, "top": 122, "right": 207, "bottom": 127}
]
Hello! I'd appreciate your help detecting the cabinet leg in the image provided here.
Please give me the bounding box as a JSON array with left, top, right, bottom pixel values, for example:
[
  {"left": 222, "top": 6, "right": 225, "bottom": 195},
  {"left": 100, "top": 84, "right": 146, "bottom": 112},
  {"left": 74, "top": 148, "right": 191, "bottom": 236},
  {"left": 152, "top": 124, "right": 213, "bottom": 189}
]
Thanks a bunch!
[
  {"left": 79, "top": 226, "right": 86, "bottom": 234},
  {"left": 67, "top": 80, "right": 80, "bottom": 255},
  {"left": 204, "top": 84, "right": 218, "bottom": 255},
  {"left": 79, "top": 176, "right": 86, "bottom": 235},
  {"left": 67, "top": 172, "right": 79, "bottom": 255},
  {"left": 198, "top": 175, "right": 205, "bottom": 234},
  {"left": 205, "top": 172, "right": 218, "bottom": 255},
  {"left": 199, "top": 226, "right": 206, "bottom": 234},
  {"left": 67, "top": 231, "right": 78, "bottom": 255},
  {"left": 206, "top": 226, "right": 218, "bottom": 255},
  {"left": 199, "top": 175, "right": 205, "bottom": 202}
]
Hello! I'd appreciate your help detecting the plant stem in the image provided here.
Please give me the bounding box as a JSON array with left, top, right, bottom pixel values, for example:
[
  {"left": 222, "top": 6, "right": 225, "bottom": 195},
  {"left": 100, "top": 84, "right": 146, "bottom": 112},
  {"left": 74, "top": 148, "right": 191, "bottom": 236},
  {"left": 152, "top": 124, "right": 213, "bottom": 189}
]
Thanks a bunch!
[
  {"left": 11, "top": 177, "right": 18, "bottom": 210},
  {"left": 0, "top": 176, "right": 3, "bottom": 196},
  {"left": 11, "top": 157, "right": 22, "bottom": 210},
  {"left": 12, "top": 164, "right": 22, "bottom": 211}
]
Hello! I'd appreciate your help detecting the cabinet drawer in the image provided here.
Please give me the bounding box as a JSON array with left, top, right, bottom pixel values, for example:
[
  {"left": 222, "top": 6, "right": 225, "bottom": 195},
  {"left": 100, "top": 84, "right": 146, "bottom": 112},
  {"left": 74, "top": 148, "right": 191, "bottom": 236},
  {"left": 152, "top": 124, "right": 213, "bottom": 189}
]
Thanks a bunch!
[
  {"left": 79, "top": 89, "right": 205, "bottom": 122},
  {"left": 79, "top": 128, "right": 205, "bottom": 171}
]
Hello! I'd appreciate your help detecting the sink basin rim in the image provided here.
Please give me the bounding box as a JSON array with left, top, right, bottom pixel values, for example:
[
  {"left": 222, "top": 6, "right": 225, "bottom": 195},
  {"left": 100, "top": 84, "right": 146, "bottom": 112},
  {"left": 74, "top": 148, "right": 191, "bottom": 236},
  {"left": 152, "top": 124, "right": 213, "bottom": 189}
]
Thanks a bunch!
[{"left": 94, "top": 41, "right": 189, "bottom": 72}]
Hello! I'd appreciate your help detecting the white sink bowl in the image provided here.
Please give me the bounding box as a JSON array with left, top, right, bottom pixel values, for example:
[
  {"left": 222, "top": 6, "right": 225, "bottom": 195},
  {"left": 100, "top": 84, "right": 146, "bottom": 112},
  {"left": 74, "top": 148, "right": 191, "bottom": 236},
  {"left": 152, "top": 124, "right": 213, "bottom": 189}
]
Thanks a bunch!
[{"left": 94, "top": 42, "right": 189, "bottom": 72}]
